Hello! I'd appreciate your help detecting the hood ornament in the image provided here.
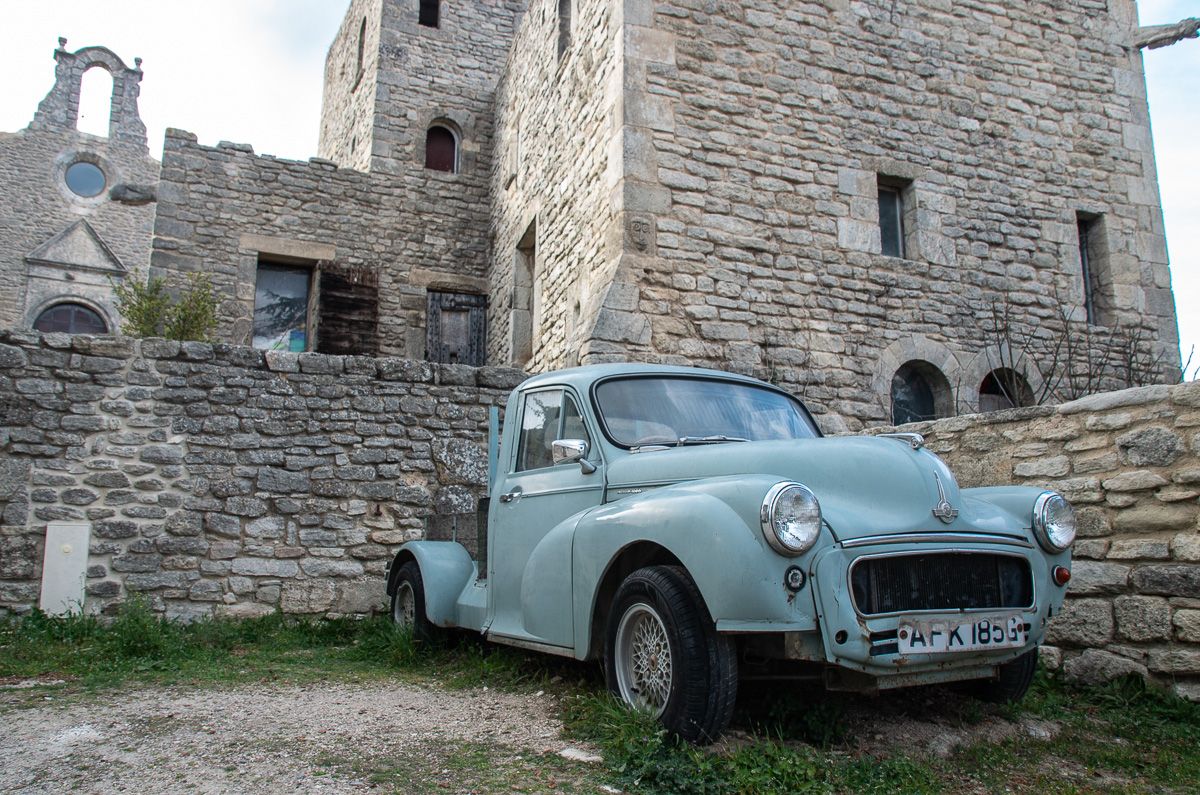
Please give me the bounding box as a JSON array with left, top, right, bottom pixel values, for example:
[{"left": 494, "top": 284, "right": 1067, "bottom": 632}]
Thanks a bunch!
[{"left": 932, "top": 472, "right": 959, "bottom": 524}]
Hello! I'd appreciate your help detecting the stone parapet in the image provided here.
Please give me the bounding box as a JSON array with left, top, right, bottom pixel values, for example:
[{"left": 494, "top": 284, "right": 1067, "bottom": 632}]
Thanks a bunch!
[
  {"left": 868, "top": 380, "right": 1200, "bottom": 699},
  {"left": 0, "top": 331, "right": 523, "bottom": 620}
]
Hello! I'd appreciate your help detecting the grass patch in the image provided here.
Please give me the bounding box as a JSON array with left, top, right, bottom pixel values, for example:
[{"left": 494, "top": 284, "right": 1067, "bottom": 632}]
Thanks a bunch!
[{"left": 5, "top": 609, "right": 1200, "bottom": 794}]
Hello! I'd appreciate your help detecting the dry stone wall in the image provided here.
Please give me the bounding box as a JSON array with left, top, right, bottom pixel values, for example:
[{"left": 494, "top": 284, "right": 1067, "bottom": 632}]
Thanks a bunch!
[
  {"left": 873, "top": 380, "right": 1200, "bottom": 699},
  {"left": 0, "top": 331, "right": 523, "bottom": 620}
]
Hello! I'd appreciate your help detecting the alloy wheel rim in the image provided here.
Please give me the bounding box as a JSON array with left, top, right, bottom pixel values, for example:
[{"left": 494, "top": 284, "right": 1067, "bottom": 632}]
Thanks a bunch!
[
  {"left": 394, "top": 582, "right": 415, "bottom": 629},
  {"left": 614, "top": 602, "right": 672, "bottom": 717}
]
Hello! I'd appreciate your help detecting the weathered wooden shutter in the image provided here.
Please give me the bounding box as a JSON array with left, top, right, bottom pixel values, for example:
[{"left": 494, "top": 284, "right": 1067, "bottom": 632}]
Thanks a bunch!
[
  {"left": 427, "top": 291, "right": 487, "bottom": 366},
  {"left": 315, "top": 263, "right": 379, "bottom": 356}
]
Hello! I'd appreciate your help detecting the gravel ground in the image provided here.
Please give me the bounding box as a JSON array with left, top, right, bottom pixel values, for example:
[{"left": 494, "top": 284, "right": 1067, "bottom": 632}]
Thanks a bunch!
[{"left": 0, "top": 681, "right": 585, "bottom": 794}]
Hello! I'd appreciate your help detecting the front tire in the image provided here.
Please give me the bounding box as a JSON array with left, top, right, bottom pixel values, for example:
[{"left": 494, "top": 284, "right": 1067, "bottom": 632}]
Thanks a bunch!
[
  {"left": 604, "top": 565, "right": 737, "bottom": 744},
  {"left": 971, "top": 647, "right": 1038, "bottom": 703},
  {"left": 390, "top": 561, "right": 435, "bottom": 642}
]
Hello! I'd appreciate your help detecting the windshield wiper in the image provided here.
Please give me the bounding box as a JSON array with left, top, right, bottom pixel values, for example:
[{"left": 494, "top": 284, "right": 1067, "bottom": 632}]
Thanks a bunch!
[{"left": 629, "top": 434, "right": 748, "bottom": 452}]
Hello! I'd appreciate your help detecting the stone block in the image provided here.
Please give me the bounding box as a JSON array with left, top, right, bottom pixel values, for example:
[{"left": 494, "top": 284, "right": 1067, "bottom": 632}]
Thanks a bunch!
[
  {"left": 1062, "top": 649, "right": 1148, "bottom": 686},
  {"left": 1113, "top": 595, "right": 1172, "bottom": 641},
  {"left": 1112, "top": 503, "right": 1196, "bottom": 533},
  {"left": 1045, "top": 598, "right": 1113, "bottom": 647},
  {"left": 257, "top": 468, "right": 311, "bottom": 494},
  {"left": 1148, "top": 649, "right": 1200, "bottom": 675},
  {"left": 1173, "top": 609, "right": 1200, "bottom": 642},
  {"left": 1172, "top": 533, "right": 1200, "bottom": 562},
  {"left": 1107, "top": 538, "right": 1171, "bottom": 560},
  {"left": 1067, "top": 561, "right": 1130, "bottom": 595},
  {"left": 280, "top": 580, "right": 337, "bottom": 614},
  {"left": 300, "top": 559, "right": 364, "bottom": 578},
  {"left": 1102, "top": 470, "right": 1168, "bottom": 492},
  {"left": 216, "top": 602, "right": 275, "bottom": 620},
  {"left": 1013, "top": 457, "right": 1070, "bottom": 478},
  {"left": 230, "top": 558, "right": 299, "bottom": 578},
  {"left": 431, "top": 438, "right": 487, "bottom": 486},
  {"left": 1116, "top": 427, "right": 1185, "bottom": 467},
  {"left": 1131, "top": 565, "right": 1200, "bottom": 598}
]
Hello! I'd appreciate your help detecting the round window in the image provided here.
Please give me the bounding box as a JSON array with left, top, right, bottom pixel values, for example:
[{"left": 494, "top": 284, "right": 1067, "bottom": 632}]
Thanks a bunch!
[{"left": 65, "top": 161, "right": 106, "bottom": 197}]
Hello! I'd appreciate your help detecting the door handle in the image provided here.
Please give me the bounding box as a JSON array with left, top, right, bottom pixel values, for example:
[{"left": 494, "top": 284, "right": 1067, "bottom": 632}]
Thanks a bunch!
[{"left": 499, "top": 489, "right": 522, "bottom": 503}]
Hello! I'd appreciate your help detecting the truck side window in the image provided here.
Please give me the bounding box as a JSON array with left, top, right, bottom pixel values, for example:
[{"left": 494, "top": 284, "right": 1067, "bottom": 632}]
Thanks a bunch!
[
  {"left": 562, "top": 394, "right": 590, "bottom": 447},
  {"left": 516, "top": 389, "right": 563, "bottom": 471}
]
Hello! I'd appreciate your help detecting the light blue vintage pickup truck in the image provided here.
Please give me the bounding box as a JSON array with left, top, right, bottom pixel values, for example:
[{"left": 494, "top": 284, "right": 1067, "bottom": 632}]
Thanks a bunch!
[{"left": 386, "top": 364, "right": 1075, "bottom": 742}]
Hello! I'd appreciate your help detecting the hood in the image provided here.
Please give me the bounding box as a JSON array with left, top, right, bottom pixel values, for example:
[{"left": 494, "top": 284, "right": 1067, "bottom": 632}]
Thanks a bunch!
[{"left": 605, "top": 436, "right": 997, "bottom": 541}]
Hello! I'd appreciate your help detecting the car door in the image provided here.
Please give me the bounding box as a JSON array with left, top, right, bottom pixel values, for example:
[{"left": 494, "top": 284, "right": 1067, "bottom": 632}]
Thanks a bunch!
[{"left": 487, "top": 386, "right": 603, "bottom": 649}]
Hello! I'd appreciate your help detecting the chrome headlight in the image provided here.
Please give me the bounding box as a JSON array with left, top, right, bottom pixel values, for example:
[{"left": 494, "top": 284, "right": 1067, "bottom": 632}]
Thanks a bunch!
[
  {"left": 1033, "top": 492, "right": 1076, "bottom": 552},
  {"left": 760, "top": 482, "right": 821, "bottom": 556}
]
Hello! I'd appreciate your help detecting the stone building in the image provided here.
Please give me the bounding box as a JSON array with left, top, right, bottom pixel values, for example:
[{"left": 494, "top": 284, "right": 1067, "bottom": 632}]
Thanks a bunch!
[
  {"left": 2, "top": 2, "right": 1194, "bottom": 430},
  {"left": 0, "top": 40, "right": 159, "bottom": 336}
]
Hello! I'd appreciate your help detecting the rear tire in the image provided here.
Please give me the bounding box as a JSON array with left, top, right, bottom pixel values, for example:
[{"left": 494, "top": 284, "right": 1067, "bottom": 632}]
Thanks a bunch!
[
  {"left": 390, "top": 561, "right": 435, "bottom": 642},
  {"left": 604, "top": 565, "right": 737, "bottom": 744},
  {"left": 971, "top": 647, "right": 1038, "bottom": 704}
]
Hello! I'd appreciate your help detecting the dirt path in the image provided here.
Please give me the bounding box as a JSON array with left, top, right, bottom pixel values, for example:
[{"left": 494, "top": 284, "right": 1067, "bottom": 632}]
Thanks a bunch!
[{"left": 0, "top": 681, "right": 599, "bottom": 794}]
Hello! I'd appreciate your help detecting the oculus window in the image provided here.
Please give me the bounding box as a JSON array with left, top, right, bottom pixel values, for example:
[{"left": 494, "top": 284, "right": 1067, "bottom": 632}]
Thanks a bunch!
[
  {"left": 65, "top": 161, "right": 106, "bottom": 198},
  {"left": 34, "top": 302, "right": 107, "bottom": 335}
]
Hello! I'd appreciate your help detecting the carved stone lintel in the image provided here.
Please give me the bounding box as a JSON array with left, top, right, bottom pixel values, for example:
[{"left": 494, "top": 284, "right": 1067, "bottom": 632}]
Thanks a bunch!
[{"left": 1133, "top": 17, "right": 1200, "bottom": 51}]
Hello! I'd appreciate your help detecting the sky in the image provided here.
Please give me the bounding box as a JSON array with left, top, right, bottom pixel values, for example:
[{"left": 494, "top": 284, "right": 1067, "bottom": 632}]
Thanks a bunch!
[{"left": 0, "top": 0, "right": 1196, "bottom": 372}]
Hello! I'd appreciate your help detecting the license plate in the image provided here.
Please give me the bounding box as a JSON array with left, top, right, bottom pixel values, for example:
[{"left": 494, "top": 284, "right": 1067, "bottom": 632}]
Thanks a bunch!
[{"left": 897, "top": 614, "right": 1027, "bottom": 654}]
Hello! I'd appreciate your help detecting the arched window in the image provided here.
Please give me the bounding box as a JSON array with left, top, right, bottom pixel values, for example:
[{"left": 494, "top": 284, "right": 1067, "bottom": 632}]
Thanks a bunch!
[
  {"left": 78, "top": 66, "right": 113, "bottom": 138},
  {"left": 979, "top": 368, "right": 1034, "bottom": 413},
  {"left": 890, "top": 360, "right": 952, "bottom": 425},
  {"left": 33, "top": 303, "right": 108, "bottom": 335},
  {"left": 424, "top": 125, "right": 458, "bottom": 173},
  {"left": 419, "top": 0, "right": 440, "bottom": 27}
]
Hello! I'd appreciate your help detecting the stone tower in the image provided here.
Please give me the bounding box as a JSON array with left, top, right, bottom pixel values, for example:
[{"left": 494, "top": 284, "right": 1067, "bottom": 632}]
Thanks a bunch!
[{"left": 0, "top": 40, "right": 158, "bottom": 334}]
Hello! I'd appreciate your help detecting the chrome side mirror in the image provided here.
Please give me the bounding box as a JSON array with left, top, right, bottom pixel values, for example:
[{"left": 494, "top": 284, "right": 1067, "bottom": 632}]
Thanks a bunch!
[{"left": 552, "top": 439, "right": 597, "bottom": 474}]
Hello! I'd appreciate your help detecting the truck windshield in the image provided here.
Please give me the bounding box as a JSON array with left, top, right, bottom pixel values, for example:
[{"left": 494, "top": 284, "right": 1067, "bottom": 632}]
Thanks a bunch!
[{"left": 595, "top": 376, "right": 820, "bottom": 447}]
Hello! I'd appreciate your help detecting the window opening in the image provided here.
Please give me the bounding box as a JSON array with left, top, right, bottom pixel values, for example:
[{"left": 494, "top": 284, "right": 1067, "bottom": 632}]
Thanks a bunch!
[
  {"left": 1077, "top": 212, "right": 1111, "bottom": 326},
  {"left": 77, "top": 66, "right": 113, "bottom": 138},
  {"left": 353, "top": 17, "right": 367, "bottom": 89},
  {"left": 979, "top": 368, "right": 1034, "bottom": 413},
  {"left": 65, "top": 161, "right": 106, "bottom": 198},
  {"left": 316, "top": 263, "right": 379, "bottom": 356},
  {"left": 33, "top": 303, "right": 107, "bottom": 335},
  {"left": 426, "top": 291, "right": 486, "bottom": 365},
  {"left": 425, "top": 125, "right": 458, "bottom": 172},
  {"left": 419, "top": 0, "right": 440, "bottom": 28},
  {"left": 510, "top": 221, "right": 536, "bottom": 366},
  {"left": 253, "top": 261, "right": 312, "bottom": 351},
  {"left": 890, "top": 360, "right": 952, "bottom": 425},
  {"left": 877, "top": 176, "right": 913, "bottom": 258},
  {"left": 557, "top": 0, "right": 573, "bottom": 59}
]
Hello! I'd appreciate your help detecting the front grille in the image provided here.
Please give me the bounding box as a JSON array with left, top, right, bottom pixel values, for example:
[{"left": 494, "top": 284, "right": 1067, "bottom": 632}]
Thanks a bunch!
[{"left": 851, "top": 553, "right": 1033, "bottom": 616}]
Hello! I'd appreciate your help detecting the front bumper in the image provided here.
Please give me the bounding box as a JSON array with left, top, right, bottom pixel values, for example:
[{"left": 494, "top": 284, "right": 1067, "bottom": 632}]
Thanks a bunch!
[{"left": 808, "top": 538, "right": 1070, "bottom": 678}]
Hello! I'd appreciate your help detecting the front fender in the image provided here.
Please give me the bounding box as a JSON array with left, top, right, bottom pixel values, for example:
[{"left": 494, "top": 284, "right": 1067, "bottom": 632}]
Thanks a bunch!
[
  {"left": 394, "top": 540, "right": 477, "bottom": 628},
  {"left": 573, "top": 476, "right": 823, "bottom": 656}
]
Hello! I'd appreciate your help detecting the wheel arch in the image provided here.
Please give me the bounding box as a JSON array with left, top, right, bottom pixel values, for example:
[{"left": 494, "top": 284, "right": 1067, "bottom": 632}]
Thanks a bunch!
[
  {"left": 585, "top": 541, "right": 684, "bottom": 661},
  {"left": 387, "top": 540, "right": 476, "bottom": 628}
]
